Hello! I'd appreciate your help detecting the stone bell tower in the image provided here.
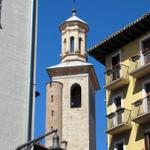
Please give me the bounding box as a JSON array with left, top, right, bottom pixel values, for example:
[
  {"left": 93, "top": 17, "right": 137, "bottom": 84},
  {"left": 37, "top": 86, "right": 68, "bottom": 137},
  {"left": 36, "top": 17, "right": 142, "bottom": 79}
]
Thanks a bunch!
[{"left": 46, "top": 9, "right": 99, "bottom": 150}]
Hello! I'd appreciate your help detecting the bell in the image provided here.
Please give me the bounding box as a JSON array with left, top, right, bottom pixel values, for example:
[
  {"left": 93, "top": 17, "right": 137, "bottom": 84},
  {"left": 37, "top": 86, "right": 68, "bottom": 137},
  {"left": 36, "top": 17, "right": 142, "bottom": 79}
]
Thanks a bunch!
[{"left": 49, "top": 132, "right": 64, "bottom": 150}]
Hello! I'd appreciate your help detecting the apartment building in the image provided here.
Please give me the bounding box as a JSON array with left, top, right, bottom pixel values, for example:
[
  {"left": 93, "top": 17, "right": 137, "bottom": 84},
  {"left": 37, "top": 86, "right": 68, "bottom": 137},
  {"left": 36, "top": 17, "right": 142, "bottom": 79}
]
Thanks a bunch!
[
  {"left": 0, "top": 0, "right": 37, "bottom": 149},
  {"left": 88, "top": 13, "right": 150, "bottom": 150}
]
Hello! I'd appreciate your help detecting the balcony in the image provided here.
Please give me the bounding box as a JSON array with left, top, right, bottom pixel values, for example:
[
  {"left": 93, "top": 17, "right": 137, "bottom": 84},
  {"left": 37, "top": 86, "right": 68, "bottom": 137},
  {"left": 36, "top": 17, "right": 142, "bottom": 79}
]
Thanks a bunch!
[
  {"left": 131, "top": 96, "right": 150, "bottom": 124},
  {"left": 129, "top": 48, "right": 150, "bottom": 78},
  {"left": 104, "top": 64, "right": 129, "bottom": 91},
  {"left": 106, "top": 108, "right": 132, "bottom": 135}
]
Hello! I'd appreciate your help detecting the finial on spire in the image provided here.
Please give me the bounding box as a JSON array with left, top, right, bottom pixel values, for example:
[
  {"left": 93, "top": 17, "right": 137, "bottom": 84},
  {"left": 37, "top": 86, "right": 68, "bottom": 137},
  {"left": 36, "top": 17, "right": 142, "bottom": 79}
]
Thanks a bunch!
[
  {"left": 72, "top": 0, "right": 76, "bottom": 16},
  {"left": 72, "top": 8, "right": 76, "bottom": 16}
]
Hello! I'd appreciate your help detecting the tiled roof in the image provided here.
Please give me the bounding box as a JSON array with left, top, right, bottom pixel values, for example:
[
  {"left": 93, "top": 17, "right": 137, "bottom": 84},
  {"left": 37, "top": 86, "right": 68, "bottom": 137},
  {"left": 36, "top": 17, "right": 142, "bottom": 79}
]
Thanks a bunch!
[{"left": 87, "top": 12, "right": 150, "bottom": 65}]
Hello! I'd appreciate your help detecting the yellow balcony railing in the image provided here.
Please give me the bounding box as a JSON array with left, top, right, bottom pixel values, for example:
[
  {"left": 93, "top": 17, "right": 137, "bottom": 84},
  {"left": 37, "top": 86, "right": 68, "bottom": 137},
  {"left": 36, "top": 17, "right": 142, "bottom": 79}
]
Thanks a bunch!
[
  {"left": 129, "top": 48, "right": 150, "bottom": 78},
  {"left": 131, "top": 96, "right": 150, "bottom": 123},
  {"left": 106, "top": 108, "right": 131, "bottom": 135},
  {"left": 105, "top": 64, "right": 129, "bottom": 90}
]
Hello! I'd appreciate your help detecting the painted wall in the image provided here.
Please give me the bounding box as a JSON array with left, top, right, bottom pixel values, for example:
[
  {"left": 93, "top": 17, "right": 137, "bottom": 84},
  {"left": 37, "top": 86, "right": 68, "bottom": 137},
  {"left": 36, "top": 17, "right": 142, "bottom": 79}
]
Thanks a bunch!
[
  {"left": 0, "top": 0, "right": 36, "bottom": 149},
  {"left": 105, "top": 31, "right": 150, "bottom": 150}
]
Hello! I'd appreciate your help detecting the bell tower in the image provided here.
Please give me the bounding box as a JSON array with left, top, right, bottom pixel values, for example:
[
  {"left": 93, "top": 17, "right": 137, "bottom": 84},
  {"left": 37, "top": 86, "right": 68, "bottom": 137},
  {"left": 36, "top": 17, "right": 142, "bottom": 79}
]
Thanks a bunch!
[
  {"left": 46, "top": 8, "right": 99, "bottom": 150},
  {"left": 60, "top": 8, "right": 89, "bottom": 62}
]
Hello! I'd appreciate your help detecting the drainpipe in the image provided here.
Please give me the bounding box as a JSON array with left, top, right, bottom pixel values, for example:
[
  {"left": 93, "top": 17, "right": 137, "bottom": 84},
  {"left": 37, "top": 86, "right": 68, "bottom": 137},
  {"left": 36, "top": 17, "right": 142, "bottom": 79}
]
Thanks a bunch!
[{"left": 27, "top": 0, "right": 38, "bottom": 141}]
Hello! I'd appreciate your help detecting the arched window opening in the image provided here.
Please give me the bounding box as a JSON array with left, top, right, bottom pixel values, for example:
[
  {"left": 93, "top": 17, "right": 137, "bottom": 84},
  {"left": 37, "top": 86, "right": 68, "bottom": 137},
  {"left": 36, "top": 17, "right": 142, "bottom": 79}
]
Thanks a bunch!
[
  {"left": 71, "top": 84, "right": 81, "bottom": 108},
  {"left": 51, "top": 95, "right": 53, "bottom": 102},
  {"left": 64, "top": 38, "right": 66, "bottom": 52},
  {"left": 70, "top": 36, "right": 74, "bottom": 53},
  {"left": 79, "top": 37, "right": 82, "bottom": 52}
]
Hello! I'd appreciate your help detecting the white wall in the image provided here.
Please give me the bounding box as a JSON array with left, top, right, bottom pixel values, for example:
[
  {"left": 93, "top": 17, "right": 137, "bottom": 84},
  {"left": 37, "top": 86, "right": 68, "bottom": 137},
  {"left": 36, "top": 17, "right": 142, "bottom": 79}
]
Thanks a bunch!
[{"left": 0, "top": 0, "right": 36, "bottom": 149}]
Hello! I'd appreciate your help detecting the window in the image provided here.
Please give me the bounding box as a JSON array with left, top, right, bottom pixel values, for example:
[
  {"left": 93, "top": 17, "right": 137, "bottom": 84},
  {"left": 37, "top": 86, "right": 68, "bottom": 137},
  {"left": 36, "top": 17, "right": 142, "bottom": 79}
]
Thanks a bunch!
[
  {"left": 145, "top": 82, "right": 150, "bottom": 111},
  {"left": 115, "top": 96, "right": 122, "bottom": 110},
  {"left": 145, "top": 82, "right": 150, "bottom": 96},
  {"left": 79, "top": 37, "right": 82, "bottom": 52},
  {"left": 52, "top": 110, "right": 54, "bottom": 117},
  {"left": 141, "top": 36, "right": 150, "bottom": 64},
  {"left": 70, "top": 36, "right": 74, "bottom": 53},
  {"left": 112, "top": 94, "right": 123, "bottom": 125},
  {"left": 112, "top": 53, "right": 120, "bottom": 67},
  {"left": 64, "top": 38, "right": 66, "bottom": 52},
  {"left": 0, "top": 0, "right": 3, "bottom": 29},
  {"left": 142, "top": 37, "right": 150, "bottom": 50},
  {"left": 71, "top": 83, "right": 81, "bottom": 108},
  {"left": 116, "top": 142, "right": 124, "bottom": 150},
  {"left": 113, "top": 94, "right": 123, "bottom": 111},
  {"left": 111, "top": 53, "right": 121, "bottom": 81},
  {"left": 145, "top": 132, "right": 150, "bottom": 150},
  {"left": 51, "top": 95, "right": 53, "bottom": 102},
  {"left": 114, "top": 140, "right": 125, "bottom": 150}
]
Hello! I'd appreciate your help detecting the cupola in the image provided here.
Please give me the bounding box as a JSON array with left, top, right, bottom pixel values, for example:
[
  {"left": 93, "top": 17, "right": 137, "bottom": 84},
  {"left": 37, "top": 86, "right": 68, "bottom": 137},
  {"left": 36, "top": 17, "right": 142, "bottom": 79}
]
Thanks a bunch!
[{"left": 59, "top": 9, "right": 89, "bottom": 62}]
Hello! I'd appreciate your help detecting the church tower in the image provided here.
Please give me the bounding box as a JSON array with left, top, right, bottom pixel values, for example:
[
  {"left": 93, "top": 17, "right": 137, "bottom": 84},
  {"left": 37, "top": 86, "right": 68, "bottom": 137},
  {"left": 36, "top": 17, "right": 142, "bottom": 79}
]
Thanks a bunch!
[{"left": 46, "top": 9, "right": 99, "bottom": 150}]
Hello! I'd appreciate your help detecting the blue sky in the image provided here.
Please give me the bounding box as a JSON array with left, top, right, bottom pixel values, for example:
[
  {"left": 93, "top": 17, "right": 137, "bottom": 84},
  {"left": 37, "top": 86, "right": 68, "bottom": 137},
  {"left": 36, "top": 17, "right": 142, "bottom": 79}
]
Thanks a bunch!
[{"left": 35, "top": 0, "right": 150, "bottom": 149}]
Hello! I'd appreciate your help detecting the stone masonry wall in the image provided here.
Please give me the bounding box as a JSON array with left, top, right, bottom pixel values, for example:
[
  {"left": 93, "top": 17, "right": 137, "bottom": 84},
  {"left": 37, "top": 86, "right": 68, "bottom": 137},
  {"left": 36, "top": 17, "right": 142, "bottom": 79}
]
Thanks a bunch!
[{"left": 45, "top": 81, "right": 63, "bottom": 147}]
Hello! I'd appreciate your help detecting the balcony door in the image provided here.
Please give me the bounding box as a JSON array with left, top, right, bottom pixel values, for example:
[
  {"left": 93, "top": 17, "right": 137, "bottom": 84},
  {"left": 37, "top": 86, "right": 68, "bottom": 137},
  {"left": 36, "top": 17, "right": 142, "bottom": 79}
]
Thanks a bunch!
[
  {"left": 143, "top": 81, "right": 150, "bottom": 113},
  {"left": 111, "top": 53, "right": 120, "bottom": 81},
  {"left": 113, "top": 94, "right": 123, "bottom": 126},
  {"left": 116, "top": 142, "right": 124, "bottom": 150},
  {"left": 114, "top": 140, "right": 125, "bottom": 150},
  {"left": 145, "top": 132, "right": 150, "bottom": 150},
  {"left": 141, "top": 36, "right": 150, "bottom": 65},
  {"left": 145, "top": 82, "right": 150, "bottom": 112}
]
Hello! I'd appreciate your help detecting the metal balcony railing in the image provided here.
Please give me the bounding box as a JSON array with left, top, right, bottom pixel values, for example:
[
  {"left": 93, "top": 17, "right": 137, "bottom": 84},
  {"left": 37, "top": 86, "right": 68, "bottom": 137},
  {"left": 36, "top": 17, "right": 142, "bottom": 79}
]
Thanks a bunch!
[
  {"left": 105, "top": 64, "right": 129, "bottom": 86},
  {"left": 129, "top": 48, "right": 150, "bottom": 73},
  {"left": 107, "top": 108, "right": 131, "bottom": 130},
  {"left": 131, "top": 95, "right": 150, "bottom": 120}
]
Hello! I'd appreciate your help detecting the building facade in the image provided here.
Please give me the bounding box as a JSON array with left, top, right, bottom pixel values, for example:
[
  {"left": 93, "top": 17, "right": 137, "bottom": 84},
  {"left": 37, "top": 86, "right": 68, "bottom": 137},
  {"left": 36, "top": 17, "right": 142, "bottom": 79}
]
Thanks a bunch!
[
  {"left": 88, "top": 13, "right": 150, "bottom": 150},
  {"left": 0, "top": 0, "right": 37, "bottom": 149},
  {"left": 46, "top": 9, "right": 99, "bottom": 150}
]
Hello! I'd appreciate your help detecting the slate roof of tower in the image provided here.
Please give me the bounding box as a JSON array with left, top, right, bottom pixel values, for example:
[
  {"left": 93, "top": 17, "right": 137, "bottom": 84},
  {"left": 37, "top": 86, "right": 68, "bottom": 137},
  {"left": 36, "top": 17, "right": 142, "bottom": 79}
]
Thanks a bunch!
[
  {"left": 65, "top": 15, "right": 87, "bottom": 24},
  {"left": 47, "top": 61, "right": 92, "bottom": 69}
]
